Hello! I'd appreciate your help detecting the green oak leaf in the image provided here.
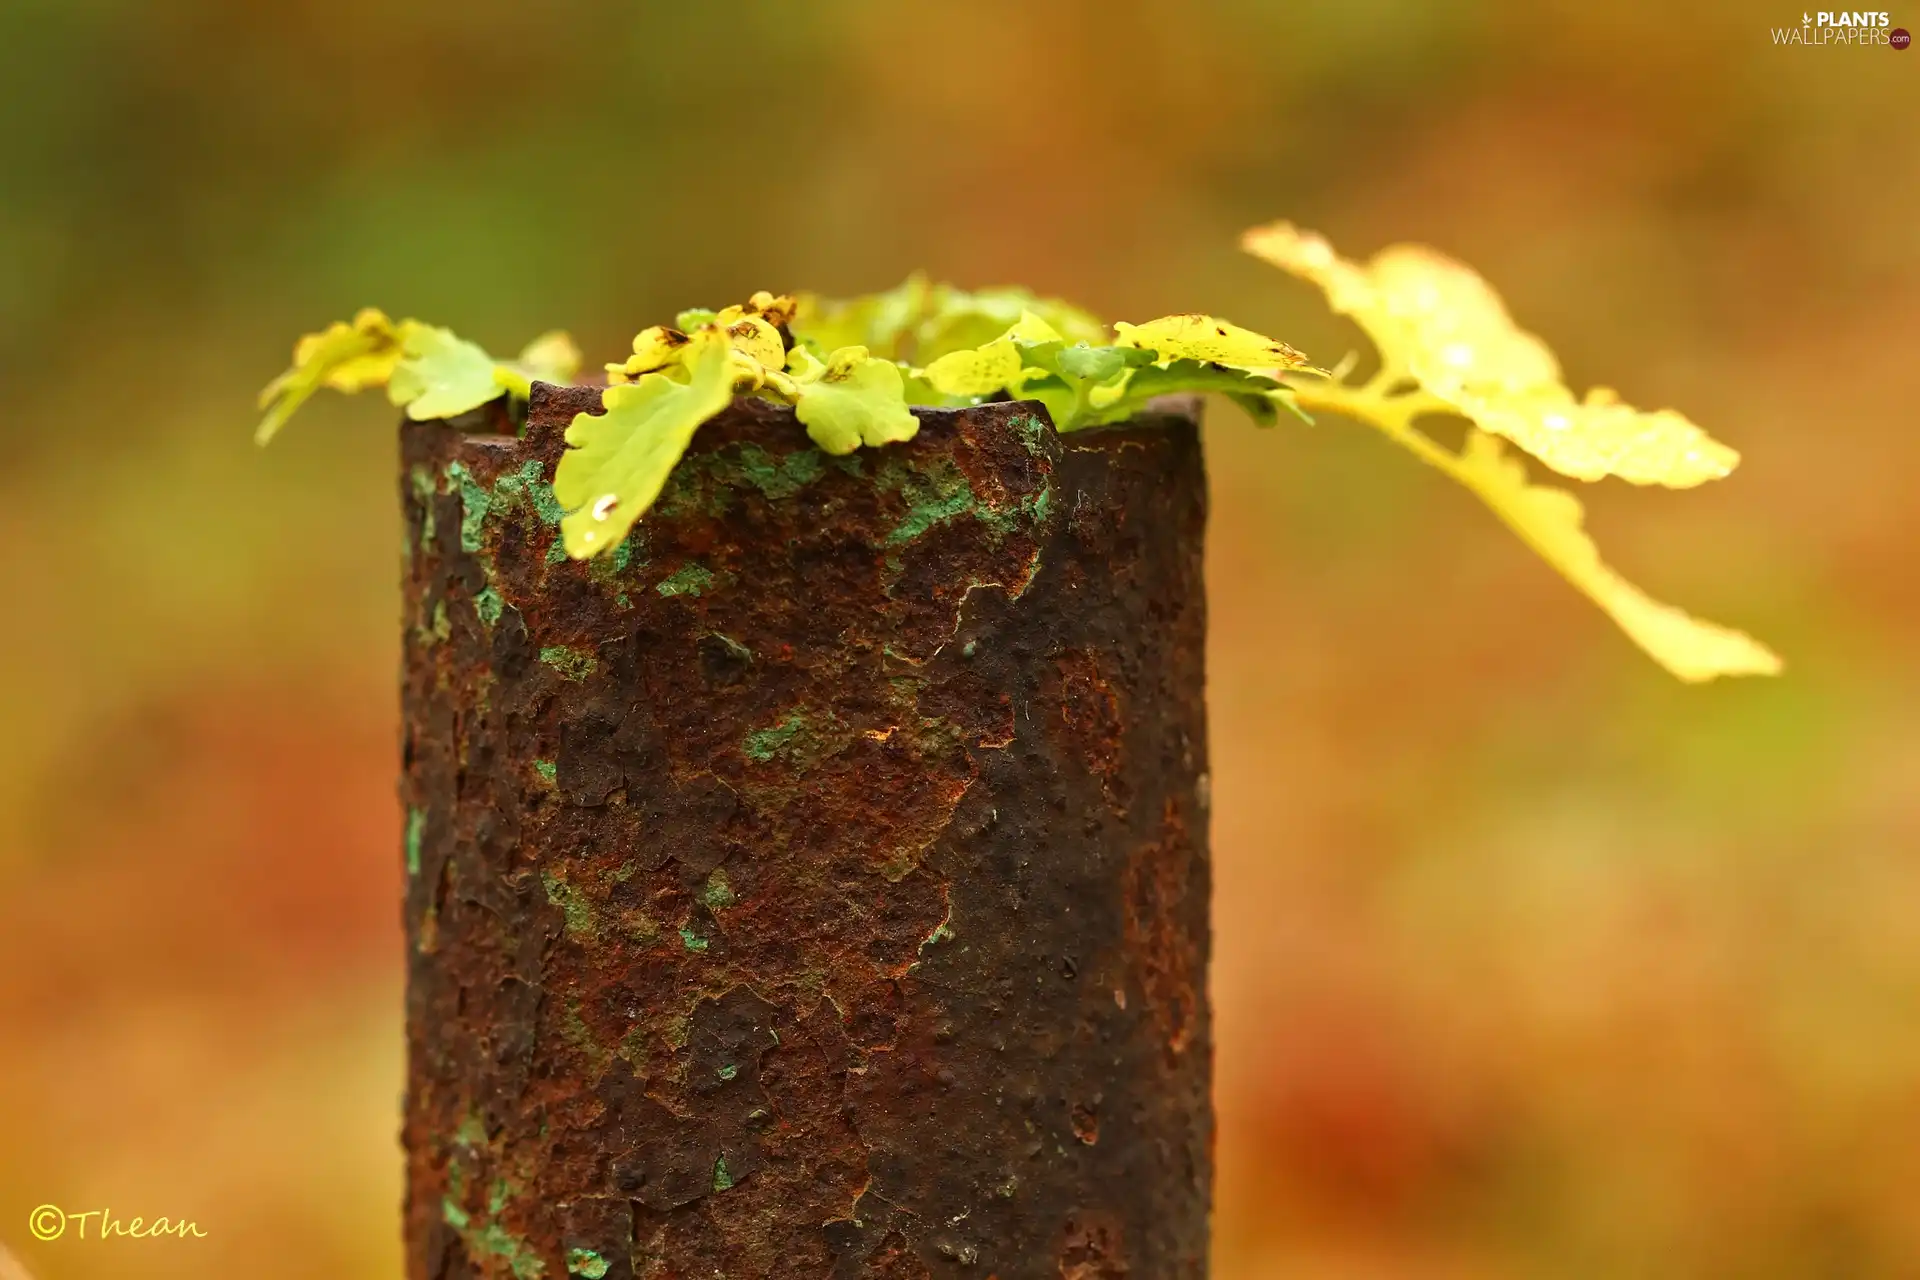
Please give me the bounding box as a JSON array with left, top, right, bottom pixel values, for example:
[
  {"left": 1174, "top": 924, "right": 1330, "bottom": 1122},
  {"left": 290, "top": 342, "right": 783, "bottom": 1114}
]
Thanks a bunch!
[
  {"left": 1052, "top": 342, "right": 1155, "bottom": 383},
  {"left": 553, "top": 330, "right": 735, "bottom": 559},
  {"left": 1078, "top": 359, "right": 1295, "bottom": 429},
  {"left": 794, "top": 347, "right": 920, "bottom": 455},
  {"left": 389, "top": 324, "right": 507, "bottom": 421},
  {"left": 916, "top": 285, "right": 1107, "bottom": 362}
]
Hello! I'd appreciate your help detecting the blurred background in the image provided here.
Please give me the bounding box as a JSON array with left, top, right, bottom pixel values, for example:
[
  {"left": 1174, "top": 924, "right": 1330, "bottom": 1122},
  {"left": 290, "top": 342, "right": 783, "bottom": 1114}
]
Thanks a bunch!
[{"left": 1, "top": 1, "right": 1915, "bottom": 1276}]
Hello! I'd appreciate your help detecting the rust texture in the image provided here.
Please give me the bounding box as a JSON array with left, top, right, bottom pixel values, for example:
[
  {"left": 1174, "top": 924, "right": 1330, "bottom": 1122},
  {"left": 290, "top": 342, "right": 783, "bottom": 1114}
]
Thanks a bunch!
[{"left": 400, "top": 386, "right": 1212, "bottom": 1280}]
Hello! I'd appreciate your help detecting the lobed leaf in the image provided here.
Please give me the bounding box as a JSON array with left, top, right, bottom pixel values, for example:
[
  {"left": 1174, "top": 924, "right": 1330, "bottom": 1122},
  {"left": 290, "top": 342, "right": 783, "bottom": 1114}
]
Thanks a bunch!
[
  {"left": 922, "top": 339, "right": 1027, "bottom": 397},
  {"left": 791, "top": 275, "right": 933, "bottom": 361},
  {"left": 1112, "top": 314, "right": 1309, "bottom": 374},
  {"left": 554, "top": 329, "right": 736, "bottom": 559},
  {"left": 613, "top": 325, "right": 697, "bottom": 383},
  {"left": 1451, "top": 431, "right": 1782, "bottom": 681},
  {"left": 1242, "top": 221, "right": 1740, "bottom": 488},
  {"left": 495, "top": 330, "right": 583, "bottom": 398},
  {"left": 255, "top": 308, "right": 403, "bottom": 444},
  {"left": 793, "top": 347, "right": 920, "bottom": 455},
  {"left": 1083, "top": 359, "right": 1295, "bottom": 429},
  {"left": 388, "top": 324, "right": 505, "bottom": 421}
]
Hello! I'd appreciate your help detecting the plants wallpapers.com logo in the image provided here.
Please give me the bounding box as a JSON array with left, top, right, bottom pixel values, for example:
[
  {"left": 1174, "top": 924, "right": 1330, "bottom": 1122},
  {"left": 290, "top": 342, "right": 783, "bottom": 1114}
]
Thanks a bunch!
[{"left": 1772, "top": 10, "right": 1911, "bottom": 44}]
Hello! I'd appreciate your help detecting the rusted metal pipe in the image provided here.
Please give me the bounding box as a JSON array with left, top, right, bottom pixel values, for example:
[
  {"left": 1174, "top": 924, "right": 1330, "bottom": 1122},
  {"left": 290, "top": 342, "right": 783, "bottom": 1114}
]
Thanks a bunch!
[{"left": 400, "top": 386, "right": 1212, "bottom": 1279}]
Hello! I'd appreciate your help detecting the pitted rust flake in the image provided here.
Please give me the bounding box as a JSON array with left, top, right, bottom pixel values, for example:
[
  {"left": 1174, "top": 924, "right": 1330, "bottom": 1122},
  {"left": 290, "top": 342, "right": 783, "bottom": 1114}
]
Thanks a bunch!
[{"left": 401, "top": 390, "right": 1211, "bottom": 1279}]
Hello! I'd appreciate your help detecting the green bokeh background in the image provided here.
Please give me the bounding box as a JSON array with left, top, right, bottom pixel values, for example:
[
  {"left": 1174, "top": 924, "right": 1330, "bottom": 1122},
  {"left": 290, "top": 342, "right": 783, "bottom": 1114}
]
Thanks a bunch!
[{"left": 2, "top": 2, "right": 1915, "bottom": 1276}]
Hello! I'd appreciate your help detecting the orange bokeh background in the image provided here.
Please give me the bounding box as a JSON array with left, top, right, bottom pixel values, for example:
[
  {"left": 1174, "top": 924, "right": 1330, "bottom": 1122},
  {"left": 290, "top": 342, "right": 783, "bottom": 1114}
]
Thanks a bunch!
[{"left": 2, "top": 2, "right": 1916, "bottom": 1276}]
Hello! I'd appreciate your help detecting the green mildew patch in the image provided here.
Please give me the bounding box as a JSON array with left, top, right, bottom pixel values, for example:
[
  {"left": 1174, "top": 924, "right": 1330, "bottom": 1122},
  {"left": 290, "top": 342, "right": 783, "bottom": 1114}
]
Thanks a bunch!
[
  {"left": 539, "top": 645, "right": 598, "bottom": 681},
  {"left": 475, "top": 586, "right": 504, "bottom": 627},
  {"left": 656, "top": 564, "right": 714, "bottom": 597},
  {"left": 713, "top": 1157, "right": 735, "bottom": 1192},
  {"left": 405, "top": 807, "right": 427, "bottom": 877},
  {"left": 419, "top": 598, "right": 451, "bottom": 645},
  {"left": 702, "top": 868, "right": 735, "bottom": 911},
  {"left": 454, "top": 1113, "right": 488, "bottom": 1147},
  {"left": 587, "top": 527, "right": 646, "bottom": 586},
  {"left": 446, "top": 461, "right": 491, "bottom": 555},
  {"left": 471, "top": 1222, "right": 546, "bottom": 1280},
  {"left": 714, "top": 441, "right": 827, "bottom": 500},
  {"left": 717, "top": 1063, "right": 738, "bottom": 1081},
  {"left": 410, "top": 467, "right": 439, "bottom": 549},
  {"left": 566, "top": 1249, "right": 610, "bottom": 1279},
  {"left": 742, "top": 712, "right": 806, "bottom": 762},
  {"left": 559, "top": 999, "right": 610, "bottom": 1077},
  {"left": 883, "top": 458, "right": 979, "bottom": 547},
  {"left": 533, "top": 759, "right": 557, "bottom": 784},
  {"left": 1007, "top": 411, "right": 1051, "bottom": 457},
  {"left": 678, "top": 925, "right": 709, "bottom": 952},
  {"left": 493, "top": 459, "right": 564, "bottom": 527},
  {"left": 543, "top": 872, "right": 596, "bottom": 941},
  {"left": 877, "top": 450, "right": 1053, "bottom": 553},
  {"left": 443, "top": 1161, "right": 551, "bottom": 1273}
]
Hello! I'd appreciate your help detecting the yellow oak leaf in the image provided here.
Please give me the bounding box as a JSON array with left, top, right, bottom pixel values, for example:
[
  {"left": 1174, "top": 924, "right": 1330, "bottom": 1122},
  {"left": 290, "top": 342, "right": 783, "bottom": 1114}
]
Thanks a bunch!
[
  {"left": 1112, "top": 314, "right": 1309, "bottom": 374},
  {"left": 1453, "top": 431, "right": 1781, "bottom": 681},
  {"left": 255, "top": 308, "right": 404, "bottom": 444},
  {"left": 1242, "top": 222, "right": 1739, "bottom": 488}
]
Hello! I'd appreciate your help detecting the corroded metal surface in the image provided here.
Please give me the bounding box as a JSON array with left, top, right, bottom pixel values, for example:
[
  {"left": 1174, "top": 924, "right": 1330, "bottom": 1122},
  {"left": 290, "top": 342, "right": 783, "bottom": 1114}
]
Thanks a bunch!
[{"left": 400, "top": 387, "right": 1211, "bottom": 1279}]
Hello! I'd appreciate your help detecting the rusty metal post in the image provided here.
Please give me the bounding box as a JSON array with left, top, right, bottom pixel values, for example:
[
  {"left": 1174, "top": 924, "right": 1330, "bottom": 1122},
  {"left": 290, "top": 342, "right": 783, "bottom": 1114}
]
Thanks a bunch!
[{"left": 400, "top": 386, "right": 1212, "bottom": 1279}]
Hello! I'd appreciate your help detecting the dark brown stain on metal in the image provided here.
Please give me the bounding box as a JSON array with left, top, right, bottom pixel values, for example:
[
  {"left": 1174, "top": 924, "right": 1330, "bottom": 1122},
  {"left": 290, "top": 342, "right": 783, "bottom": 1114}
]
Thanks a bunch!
[
  {"left": 400, "top": 388, "right": 1211, "bottom": 1279},
  {"left": 1123, "top": 800, "right": 1205, "bottom": 1065},
  {"left": 1058, "top": 1211, "right": 1129, "bottom": 1279}
]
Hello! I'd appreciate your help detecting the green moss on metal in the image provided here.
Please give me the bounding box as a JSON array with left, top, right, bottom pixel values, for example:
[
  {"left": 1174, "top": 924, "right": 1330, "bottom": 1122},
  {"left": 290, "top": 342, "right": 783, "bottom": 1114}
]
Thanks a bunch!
[
  {"left": 714, "top": 441, "right": 826, "bottom": 500},
  {"left": 566, "top": 1249, "right": 610, "bottom": 1279},
  {"left": 539, "top": 646, "right": 598, "bottom": 681},
  {"left": 442, "top": 1178, "right": 547, "bottom": 1280},
  {"left": 742, "top": 712, "right": 807, "bottom": 762},
  {"left": 475, "top": 586, "right": 504, "bottom": 627},
  {"left": 454, "top": 1112, "right": 488, "bottom": 1147},
  {"left": 656, "top": 564, "right": 714, "bottom": 597},
  {"left": 678, "top": 925, "right": 709, "bottom": 952},
  {"left": 405, "top": 807, "right": 427, "bottom": 877},
  {"left": 418, "top": 599, "right": 451, "bottom": 645},
  {"left": 882, "top": 457, "right": 979, "bottom": 547},
  {"left": 446, "top": 462, "right": 491, "bottom": 555},
  {"left": 493, "top": 460, "right": 564, "bottom": 526},
  {"left": 410, "top": 467, "right": 439, "bottom": 550},
  {"left": 542, "top": 872, "right": 596, "bottom": 941},
  {"left": 712, "top": 1157, "right": 735, "bottom": 1192},
  {"left": 701, "top": 868, "right": 735, "bottom": 911},
  {"left": 533, "top": 759, "right": 557, "bottom": 784}
]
